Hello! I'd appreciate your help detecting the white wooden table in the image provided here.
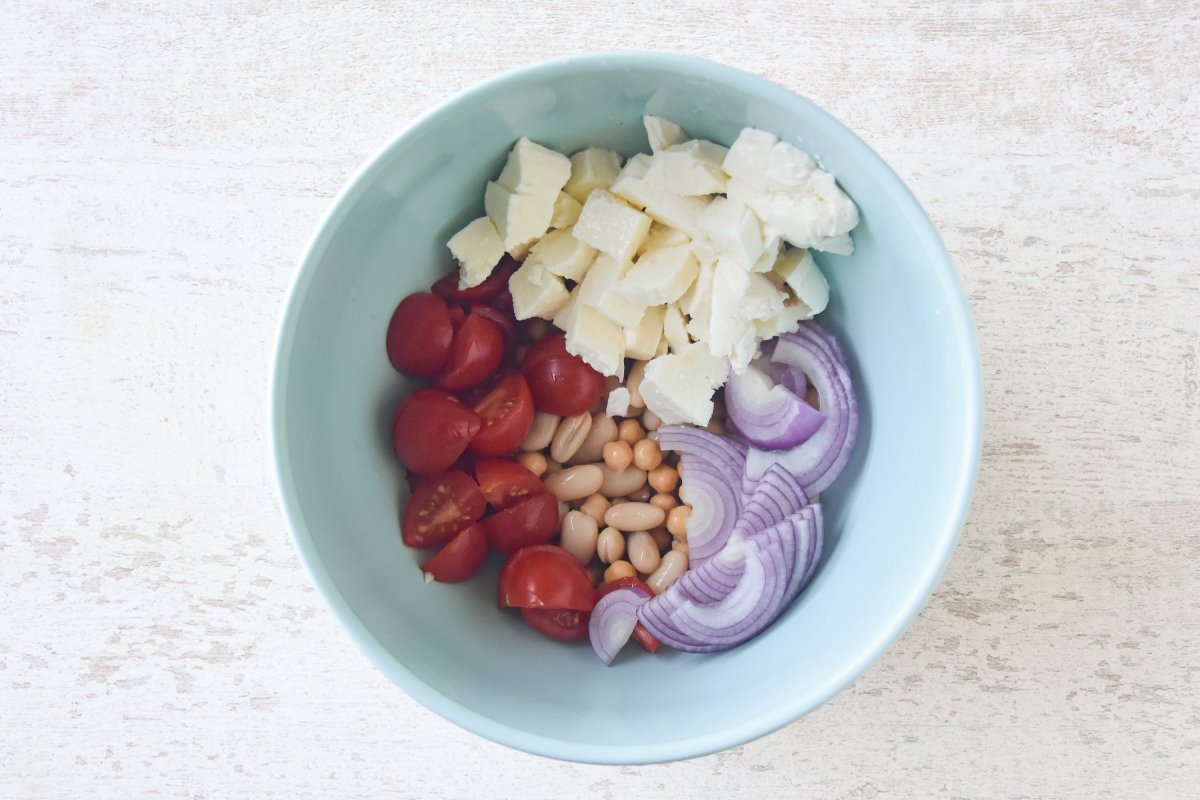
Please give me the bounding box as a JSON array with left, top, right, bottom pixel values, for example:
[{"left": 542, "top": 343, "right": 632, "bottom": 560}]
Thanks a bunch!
[{"left": 3, "top": 1, "right": 1197, "bottom": 797}]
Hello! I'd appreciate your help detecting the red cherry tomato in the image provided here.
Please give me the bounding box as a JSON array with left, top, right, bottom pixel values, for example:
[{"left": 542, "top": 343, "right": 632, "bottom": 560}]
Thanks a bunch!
[
  {"left": 447, "top": 304, "right": 467, "bottom": 329},
  {"left": 434, "top": 311, "right": 505, "bottom": 392},
  {"left": 401, "top": 470, "right": 485, "bottom": 548},
  {"left": 488, "top": 286, "right": 515, "bottom": 318},
  {"left": 497, "top": 544, "right": 597, "bottom": 611},
  {"left": 475, "top": 458, "right": 544, "bottom": 510},
  {"left": 468, "top": 372, "right": 534, "bottom": 457},
  {"left": 392, "top": 389, "right": 481, "bottom": 476},
  {"left": 522, "top": 354, "right": 607, "bottom": 417},
  {"left": 471, "top": 304, "right": 519, "bottom": 363},
  {"left": 597, "top": 577, "right": 660, "bottom": 653},
  {"left": 483, "top": 492, "right": 560, "bottom": 556},
  {"left": 522, "top": 331, "right": 571, "bottom": 368},
  {"left": 386, "top": 292, "right": 453, "bottom": 376},
  {"left": 421, "top": 522, "right": 488, "bottom": 583},
  {"left": 520, "top": 607, "right": 590, "bottom": 641},
  {"left": 431, "top": 257, "right": 518, "bottom": 304}
]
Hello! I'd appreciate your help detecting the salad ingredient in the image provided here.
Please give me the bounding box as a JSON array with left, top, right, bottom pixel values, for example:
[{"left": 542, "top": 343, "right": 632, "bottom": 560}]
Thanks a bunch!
[
  {"left": 596, "top": 526, "right": 625, "bottom": 563},
  {"left": 564, "top": 148, "right": 623, "bottom": 204},
  {"left": 542, "top": 464, "right": 604, "bottom": 501},
  {"left": 483, "top": 138, "right": 571, "bottom": 253},
  {"left": 602, "top": 440, "right": 633, "bottom": 471},
  {"left": 559, "top": 510, "right": 600, "bottom": 565},
  {"left": 632, "top": 439, "right": 662, "bottom": 471},
  {"left": 617, "top": 419, "right": 644, "bottom": 444},
  {"left": 446, "top": 217, "right": 505, "bottom": 287},
  {"left": 483, "top": 491, "right": 560, "bottom": 555},
  {"left": 604, "top": 502, "right": 665, "bottom": 532},
  {"left": 433, "top": 257, "right": 517, "bottom": 303},
  {"left": 724, "top": 360, "right": 825, "bottom": 449},
  {"left": 570, "top": 413, "right": 618, "bottom": 464},
  {"left": 626, "top": 530, "right": 661, "bottom": 574},
  {"left": 597, "top": 464, "right": 648, "bottom": 498},
  {"left": 522, "top": 227, "right": 596, "bottom": 282},
  {"left": 605, "top": 387, "right": 632, "bottom": 417},
  {"left": 516, "top": 451, "right": 548, "bottom": 477},
  {"left": 666, "top": 505, "right": 690, "bottom": 536},
  {"left": 433, "top": 310, "right": 505, "bottom": 392},
  {"left": 643, "top": 115, "right": 687, "bottom": 153},
  {"left": 659, "top": 139, "right": 730, "bottom": 196},
  {"left": 572, "top": 189, "right": 653, "bottom": 266},
  {"left": 647, "top": 464, "right": 678, "bottom": 494},
  {"left": 498, "top": 544, "right": 597, "bottom": 611},
  {"left": 772, "top": 248, "right": 829, "bottom": 317},
  {"left": 603, "top": 560, "right": 636, "bottom": 582},
  {"left": 646, "top": 549, "right": 689, "bottom": 594},
  {"left": 578, "top": 494, "right": 611, "bottom": 526},
  {"left": 615, "top": 242, "right": 698, "bottom": 305},
  {"left": 520, "top": 411, "right": 560, "bottom": 451},
  {"left": 392, "top": 389, "right": 481, "bottom": 475},
  {"left": 520, "top": 607, "right": 590, "bottom": 641},
  {"left": 638, "top": 342, "right": 726, "bottom": 425},
  {"left": 509, "top": 260, "right": 571, "bottom": 321},
  {"left": 421, "top": 522, "right": 488, "bottom": 584},
  {"left": 564, "top": 305, "right": 626, "bottom": 379},
  {"left": 520, "top": 334, "right": 607, "bottom": 417},
  {"left": 548, "top": 411, "right": 592, "bottom": 463},
  {"left": 386, "top": 292, "right": 454, "bottom": 376},
  {"left": 468, "top": 371, "right": 535, "bottom": 457},
  {"left": 401, "top": 470, "right": 486, "bottom": 548},
  {"left": 549, "top": 192, "right": 582, "bottom": 229},
  {"left": 589, "top": 584, "right": 653, "bottom": 664},
  {"left": 475, "top": 458, "right": 544, "bottom": 510},
  {"left": 596, "top": 577, "right": 661, "bottom": 653}
]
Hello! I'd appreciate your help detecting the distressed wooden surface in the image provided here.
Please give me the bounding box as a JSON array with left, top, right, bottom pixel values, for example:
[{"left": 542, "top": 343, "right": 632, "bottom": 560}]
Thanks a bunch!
[{"left": 2, "top": 1, "right": 1198, "bottom": 797}]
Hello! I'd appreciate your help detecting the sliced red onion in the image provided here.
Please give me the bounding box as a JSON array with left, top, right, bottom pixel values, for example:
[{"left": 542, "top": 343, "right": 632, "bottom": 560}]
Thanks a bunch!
[
  {"left": 588, "top": 585, "right": 652, "bottom": 666},
  {"left": 798, "top": 502, "right": 824, "bottom": 589},
  {"left": 657, "top": 425, "right": 748, "bottom": 483},
  {"left": 724, "top": 362, "right": 826, "bottom": 449},
  {"left": 745, "top": 321, "right": 859, "bottom": 496},
  {"left": 754, "top": 355, "right": 807, "bottom": 399},
  {"left": 674, "top": 458, "right": 743, "bottom": 562},
  {"left": 730, "top": 463, "right": 810, "bottom": 542}
]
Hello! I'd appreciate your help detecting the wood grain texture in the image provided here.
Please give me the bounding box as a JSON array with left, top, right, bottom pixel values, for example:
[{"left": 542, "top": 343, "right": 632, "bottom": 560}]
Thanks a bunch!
[{"left": 2, "top": 1, "right": 1197, "bottom": 797}]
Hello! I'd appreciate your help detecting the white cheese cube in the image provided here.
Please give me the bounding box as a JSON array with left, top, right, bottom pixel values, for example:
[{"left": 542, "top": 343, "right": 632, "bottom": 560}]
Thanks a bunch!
[
  {"left": 608, "top": 153, "right": 653, "bottom": 208},
  {"left": 662, "top": 302, "right": 691, "bottom": 354},
  {"left": 637, "top": 222, "right": 690, "bottom": 255},
  {"left": 496, "top": 137, "right": 572, "bottom": 195},
  {"left": 639, "top": 348, "right": 720, "bottom": 426},
  {"left": 814, "top": 232, "right": 854, "bottom": 255},
  {"left": 680, "top": 257, "right": 716, "bottom": 318},
  {"left": 525, "top": 227, "right": 596, "bottom": 281},
  {"left": 551, "top": 287, "right": 581, "bottom": 331},
  {"left": 510, "top": 261, "right": 570, "bottom": 321},
  {"left": 606, "top": 387, "right": 632, "bottom": 417},
  {"left": 655, "top": 337, "right": 669, "bottom": 357},
  {"left": 752, "top": 233, "right": 783, "bottom": 273},
  {"left": 697, "top": 197, "right": 764, "bottom": 269},
  {"left": 625, "top": 304, "right": 665, "bottom": 360},
  {"left": 564, "top": 148, "right": 623, "bottom": 204},
  {"left": 550, "top": 192, "right": 583, "bottom": 229},
  {"left": 725, "top": 176, "right": 857, "bottom": 251},
  {"left": 722, "top": 127, "right": 779, "bottom": 191},
  {"left": 765, "top": 140, "right": 818, "bottom": 192},
  {"left": 755, "top": 298, "right": 810, "bottom": 340},
  {"left": 660, "top": 140, "right": 729, "bottom": 196},
  {"left": 565, "top": 304, "right": 625, "bottom": 378},
  {"left": 642, "top": 191, "right": 710, "bottom": 239},
  {"left": 447, "top": 217, "right": 505, "bottom": 288},
  {"left": 708, "top": 259, "right": 752, "bottom": 360},
  {"left": 616, "top": 243, "right": 698, "bottom": 306},
  {"left": 643, "top": 115, "right": 688, "bottom": 153},
  {"left": 680, "top": 340, "right": 729, "bottom": 389},
  {"left": 484, "top": 180, "right": 556, "bottom": 252},
  {"left": 572, "top": 189, "right": 652, "bottom": 265},
  {"left": 578, "top": 254, "right": 645, "bottom": 328},
  {"left": 773, "top": 248, "right": 829, "bottom": 316}
]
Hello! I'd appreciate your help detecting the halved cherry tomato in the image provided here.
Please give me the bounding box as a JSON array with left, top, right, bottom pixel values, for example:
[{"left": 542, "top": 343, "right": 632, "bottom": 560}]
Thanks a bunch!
[
  {"left": 472, "top": 304, "right": 519, "bottom": 363},
  {"left": 521, "top": 331, "right": 572, "bottom": 369},
  {"left": 483, "top": 492, "right": 560, "bottom": 555},
  {"left": 386, "top": 292, "right": 453, "bottom": 376},
  {"left": 434, "top": 310, "right": 505, "bottom": 392},
  {"left": 448, "top": 304, "right": 467, "bottom": 329},
  {"left": 401, "top": 470, "right": 485, "bottom": 548},
  {"left": 488, "top": 286, "right": 515, "bottom": 318},
  {"left": 520, "top": 607, "right": 590, "bottom": 641},
  {"left": 431, "top": 257, "right": 517, "bottom": 304},
  {"left": 597, "top": 577, "right": 660, "bottom": 653},
  {"left": 522, "top": 354, "right": 607, "bottom": 417},
  {"left": 468, "top": 372, "right": 534, "bottom": 457},
  {"left": 392, "top": 389, "right": 481, "bottom": 476},
  {"left": 475, "top": 458, "right": 543, "bottom": 510},
  {"left": 497, "top": 544, "right": 596, "bottom": 611},
  {"left": 421, "top": 522, "right": 488, "bottom": 583}
]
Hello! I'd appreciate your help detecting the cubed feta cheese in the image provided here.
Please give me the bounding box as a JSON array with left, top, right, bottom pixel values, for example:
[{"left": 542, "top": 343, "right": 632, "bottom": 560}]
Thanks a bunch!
[
  {"left": 564, "top": 148, "right": 623, "bottom": 204},
  {"left": 565, "top": 304, "right": 625, "bottom": 378},
  {"left": 639, "top": 346, "right": 722, "bottom": 426},
  {"left": 755, "top": 298, "right": 810, "bottom": 340},
  {"left": 572, "top": 189, "right": 652, "bottom": 265},
  {"left": 484, "top": 180, "right": 556, "bottom": 252},
  {"left": 616, "top": 243, "right": 699, "bottom": 306},
  {"left": 550, "top": 192, "right": 582, "bottom": 229},
  {"left": 606, "top": 387, "right": 632, "bottom": 417},
  {"left": 643, "top": 115, "right": 688, "bottom": 153},
  {"left": 637, "top": 222, "right": 691, "bottom": 255},
  {"left": 578, "top": 254, "right": 645, "bottom": 329},
  {"left": 814, "top": 232, "right": 854, "bottom": 255},
  {"left": 680, "top": 257, "right": 716, "bottom": 318},
  {"left": 447, "top": 217, "right": 505, "bottom": 288},
  {"left": 722, "top": 128, "right": 778, "bottom": 190},
  {"left": 752, "top": 233, "right": 783, "bottom": 272},
  {"left": 642, "top": 191, "right": 710, "bottom": 239},
  {"left": 496, "top": 137, "right": 572, "bottom": 195},
  {"left": 725, "top": 175, "right": 858, "bottom": 251},
  {"left": 660, "top": 140, "right": 729, "bottom": 196},
  {"left": 765, "top": 140, "right": 817, "bottom": 192},
  {"left": 708, "top": 262, "right": 786, "bottom": 369},
  {"left": 625, "top": 303, "right": 665, "bottom": 360},
  {"left": 510, "top": 260, "right": 570, "bottom": 321},
  {"left": 697, "top": 196, "right": 764, "bottom": 269},
  {"left": 773, "top": 248, "right": 829, "bottom": 316},
  {"left": 608, "top": 154, "right": 653, "bottom": 208},
  {"left": 525, "top": 227, "right": 596, "bottom": 281},
  {"left": 662, "top": 302, "right": 690, "bottom": 353}
]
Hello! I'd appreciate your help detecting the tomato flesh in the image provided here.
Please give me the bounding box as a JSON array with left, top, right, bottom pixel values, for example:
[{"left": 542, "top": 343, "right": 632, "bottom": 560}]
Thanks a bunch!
[
  {"left": 471, "top": 304, "right": 519, "bottom": 364},
  {"left": 468, "top": 371, "right": 534, "bottom": 457},
  {"left": 421, "top": 522, "right": 488, "bottom": 582},
  {"left": 520, "top": 607, "right": 590, "bottom": 641},
  {"left": 483, "top": 492, "right": 560, "bottom": 556},
  {"left": 401, "top": 470, "right": 485, "bottom": 548},
  {"left": 475, "top": 458, "right": 544, "bottom": 511},
  {"left": 392, "top": 389, "right": 481, "bottom": 476},
  {"left": 434, "top": 311, "right": 505, "bottom": 392},
  {"left": 386, "top": 292, "right": 454, "bottom": 376},
  {"left": 521, "top": 336, "right": 606, "bottom": 416},
  {"left": 497, "top": 544, "right": 597, "bottom": 611}
]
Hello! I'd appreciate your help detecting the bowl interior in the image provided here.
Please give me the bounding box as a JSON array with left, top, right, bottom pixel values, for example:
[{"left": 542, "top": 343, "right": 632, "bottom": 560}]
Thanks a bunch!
[{"left": 272, "top": 54, "right": 980, "bottom": 764}]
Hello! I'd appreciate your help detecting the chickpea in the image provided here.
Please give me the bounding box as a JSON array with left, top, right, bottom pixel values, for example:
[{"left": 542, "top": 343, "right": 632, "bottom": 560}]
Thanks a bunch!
[
  {"left": 666, "top": 505, "right": 691, "bottom": 537},
  {"left": 648, "top": 464, "right": 679, "bottom": 494},
  {"left": 632, "top": 439, "right": 662, "bottom": 471},
  {"left": 649, "top": 492, "right": 677, "bottom": 512},
  {"left": 516, "top": 451, "right": 548, "bottom": 477},
  {"left": 617, "top": 419, "right": 644, "bottom": 444},
  {"left": 578, "top": 494, "right": 611, "bottom": 526},
  {"left": 603, "top": 560, "right": 637, "bottom": 583},
  {"left": 602, "top": 440, "right": 633, "bottom": 471}
]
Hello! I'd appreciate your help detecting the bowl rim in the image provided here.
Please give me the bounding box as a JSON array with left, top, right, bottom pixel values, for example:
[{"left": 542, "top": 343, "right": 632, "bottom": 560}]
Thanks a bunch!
[{"left": 269, "top": 50, "right": 983, "bottom": 765}]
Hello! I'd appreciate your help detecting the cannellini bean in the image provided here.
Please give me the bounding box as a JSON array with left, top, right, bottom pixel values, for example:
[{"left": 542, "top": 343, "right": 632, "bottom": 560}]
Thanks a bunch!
[
  {"left": 549, "top": 412, "right": 592, "bottom": 463},
  {"left": 578, "top": 493, "right": 611, "bottom": 526},
  {"left": 517, "top": 451, "right": 548, "bottom": 477},
  {"left": 598, "top": 464, "right": 647, "bottom": 498},
  {"left": 596, "top": 526, "right": 625, "bottom": 563},
  {"left": 521, "top": 411, "right": 560, "bottom": 452},
  {"left": 570, "top": 413, "right": 618, "bottom": 464},
  {"left": 666, "top": 505, "right": 690, "bottom": 537},
  {"left": 648, "top": 464, "right": 679, "bottom": 494},
  {"left": 543, "top": 464, "right": 604, "bottom": 501},
  {"left": 603, "top": 560, "right": 636, "bottom": 583},
  {"left": 641, "top": 409, "right": 662, "bottom": 431},
  {"left": 627, "top": 531, "right": 661, "bottom": 574},
  {"left": 604, "top": 502, "right": 666, "bottom": 532},
  {"left": 602, "top": 440, "right": 633, "bottom": 471},
  {"left": 650, "top": 526, "right": 671, "bottom": 552},
  {"left": 647, "top": 549, "right": 688, "bottom": 594},
  {"left": 649, "top": 492, "right": 677, "bottom": 512},
  {"left": 617, "top": 419, "right": 644, "bottom": 444},
  {"left": 626, "top": 361, "right": 647, "bottom": 409},
  {"left": 557, "top": 499, "right": 570, "bottom": 522},
  {"left": 560, "top": 510, "right": 599, "bottom": 565},
  {"left": 632, "top": 439, "right": 662, "bottom": 471}
]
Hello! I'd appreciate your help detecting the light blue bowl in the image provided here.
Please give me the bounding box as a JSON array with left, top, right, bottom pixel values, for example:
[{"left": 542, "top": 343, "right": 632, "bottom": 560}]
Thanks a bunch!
[{"left": 270, "top": 52, "right": 982, "bottom": 764}]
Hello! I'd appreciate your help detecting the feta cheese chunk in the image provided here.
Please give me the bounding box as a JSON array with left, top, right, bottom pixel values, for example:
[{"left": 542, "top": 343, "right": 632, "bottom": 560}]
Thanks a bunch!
[
  {"left": 496, "top": 137, "right": 572, "bottom": 195},
  {"left": 638, "top": 222, "right": 690, "bottom": 255},
  {"left": 708, "top": 262, "right": 787, "bottom": 369},
  {"left": 643, "top": 115, "right": 688, "bottom": 153},
  {"left": 697, "top": 196, "right": 764, "bottom": 269},
  {"left": 765, "top": 140, "right": 818, "bottom": 192},
  {"left": 752, "top": 233, "right": 783, "bottom": 273},
  {"left": 616, "top": 243, "right": 699, "bottom": 306},
  {"left": 773, "top": 248, "right": 829, "bottom": 316},
  {"left": 550, "top": 192, "right": 582, "bottom": 229},
  {"left": 641, "top": 191, "right": 710, "bottom": 239},
  {"left": 525, "top": 227, "right": 596, "bottom": 281},
  {"left": 447, "top": 217, "right": 505, "bottom": 288},
  {"left": 572, "top": 189, "right": 652, "bottom": 265},
  {"left": 726, "top": 176, "right": 857, "bottom": 253},
  {"left": 639, "top": 342, "right": 725, "bottom": 426},
  {"left": 564, "top": 148, "right": 623, "bottom": 204},
  {"left": 625, "top": 303, "right": 665, "bottom": 360},
  {"left": 722, "top": 128, "right": 778, "bottom": 191},
  {"left": 660, "top": 140, "right": 729, "bottom": 196},
  {"left": 565, "top": 304, "right": 625, "bottom": 378},
  {"left": 578, "top": 254, "right": 645, "bottom": 328},
  {"left": 755, "top": 298, "right": 809, "bottom": 340},
  {"left": 484, "top": 180, "right": 556, "bottom": 252},
  {"left": 510, "top": 261, "right": 570, "bottom": 321},
  {"left": 606, "top": 387, "right": 632, "bottom": 417},
  {"left": 608, "top": 154, "right": 653, "bottom": 207},
  {"left": 662, "top": 302, "right": 690, "bottom": 354}
]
